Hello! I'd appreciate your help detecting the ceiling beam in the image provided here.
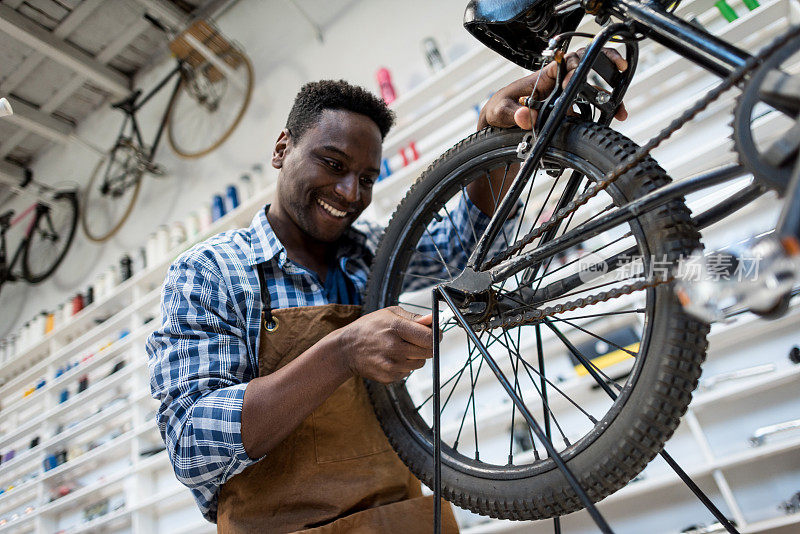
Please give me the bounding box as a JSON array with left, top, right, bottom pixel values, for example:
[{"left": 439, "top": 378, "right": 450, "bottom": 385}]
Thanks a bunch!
[
  {"left": 133, "top": 0, "right": 187, "bottom": 27},
  {"left": 0, "top": 0, "right": 103, "bottom": 94},
  {"left": 0, "top": 160, "right": 26, "bottom": 187},
  {"left": 0, "top": 15, "right": 150, "bottom": 162},
  {"left": 2, "top": 97, "right": 72, "bottom": 144},
  {"left": 0, "top": 4, "right": 129, "bottom": 97}
]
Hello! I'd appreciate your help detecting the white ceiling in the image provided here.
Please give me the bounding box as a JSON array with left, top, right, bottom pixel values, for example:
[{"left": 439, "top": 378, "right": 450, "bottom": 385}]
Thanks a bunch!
[{"left": 0, "top": 0, "right": 230, "bottom": 198}]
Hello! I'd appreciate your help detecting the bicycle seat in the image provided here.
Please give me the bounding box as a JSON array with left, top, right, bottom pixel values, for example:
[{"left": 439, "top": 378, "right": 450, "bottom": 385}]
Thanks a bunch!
[
  {"left": 464, "top": 0, "right": 585, "bottom": 69},
  {"left": 0, "top": 210, "right": 13, "bottom": 229},
  {"left": 111, "top": 89, "right": 142, "bottom": 112}
]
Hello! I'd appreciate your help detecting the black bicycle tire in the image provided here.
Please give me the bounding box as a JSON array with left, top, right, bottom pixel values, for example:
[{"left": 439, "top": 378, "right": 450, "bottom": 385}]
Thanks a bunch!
[
  {"left": 22, "top": 190, "right": 79, "bottom": 283},
  {"left": 166, "top": 48, "right": 254, "bottom": 159},
  {"left": 363, "top": 122, "right": 709, "bottom": 520},
  {"left": 81, "top": 151, "right": 143, "bottom": 243}
]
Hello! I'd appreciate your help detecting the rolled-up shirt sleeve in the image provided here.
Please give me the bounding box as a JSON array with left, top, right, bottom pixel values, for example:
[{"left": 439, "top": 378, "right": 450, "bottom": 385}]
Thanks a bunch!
[{"left": 146, "top": 255, "right": 261, "bottom": 522}]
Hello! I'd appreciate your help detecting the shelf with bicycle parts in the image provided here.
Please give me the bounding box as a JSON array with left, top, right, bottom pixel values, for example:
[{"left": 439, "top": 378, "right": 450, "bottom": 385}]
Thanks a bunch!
[
  {"left": 0, "top": 328, "right": 158, "bottom": 492},
  {"left": 0, "top": 168, "right": 277, "bottom": 392},
  {"left": 0, "top": 388, "right": 161, "bottom": 532},
  {"left": 0, "top": 164, "right": 268, "bottom": 378},
  {"left": 0, "top": 363, "right": 144, "bottom": 494},
  {"left": 0, "top": 313, "right": 164, "bottom": 449},
  {"left": 0, "top": 302, "right": 156, "bottom": 439},
  {"left": 63, "top": 471, "right": 197, "bottom": 534}
]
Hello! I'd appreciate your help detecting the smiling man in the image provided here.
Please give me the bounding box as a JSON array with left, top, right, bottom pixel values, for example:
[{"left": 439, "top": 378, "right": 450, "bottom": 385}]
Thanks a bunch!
[
  {"left": 146, "top": 80, "right": 477, "bottom": 533},
  {"left": 145, "top": 57, "right": 627, "bottom": 532}
]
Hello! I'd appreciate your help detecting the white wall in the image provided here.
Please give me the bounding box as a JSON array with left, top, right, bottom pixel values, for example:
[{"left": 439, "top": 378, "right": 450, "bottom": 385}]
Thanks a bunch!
[{"left": 7, "top": 0, "right": 480, "bottom": 335}]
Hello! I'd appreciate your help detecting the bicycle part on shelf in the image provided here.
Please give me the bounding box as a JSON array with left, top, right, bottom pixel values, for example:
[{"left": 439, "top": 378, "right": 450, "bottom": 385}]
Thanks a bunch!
[
  {"left": 749, "top": 417, "right": 800, "bottom": 447},
  {"left": 22, "top": 191, "right": 78, "bottom": 284},
  {"left": 167, "top": 45, "right": 253, "bottom": 158},
  {"left": 363, "top": 124, "right": 707, "bottom": 520},
  {"left": 80, "top": 141, "right": 145, "bottom": 243},
  {"left": 779, "top": 491, "right": 800, "bottom": 514},
  {"left": 699, "top": 363, "right": 776, "bottom": 391},
  {"left": 733, "top": 35, "right": 800, "bottom": 194}
]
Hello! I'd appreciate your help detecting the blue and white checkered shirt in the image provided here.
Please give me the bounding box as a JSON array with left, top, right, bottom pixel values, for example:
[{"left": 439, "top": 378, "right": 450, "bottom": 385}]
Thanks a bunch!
[{"left": 146, "top": 199, "right": 491, "bottom": 522}]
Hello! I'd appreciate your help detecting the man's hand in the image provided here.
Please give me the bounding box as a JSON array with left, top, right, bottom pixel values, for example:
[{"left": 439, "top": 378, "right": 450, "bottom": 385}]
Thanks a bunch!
[
  {"left": 335, "top": 306, "right": 434, "bottom": 384},
  {"left": 478, "top": 47, "right": 629, "bottom": 131}
]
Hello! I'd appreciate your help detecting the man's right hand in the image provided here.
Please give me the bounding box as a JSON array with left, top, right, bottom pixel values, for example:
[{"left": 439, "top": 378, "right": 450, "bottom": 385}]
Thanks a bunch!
[{"left": 335, "top": 306, "right": 434, "bottom": 384}]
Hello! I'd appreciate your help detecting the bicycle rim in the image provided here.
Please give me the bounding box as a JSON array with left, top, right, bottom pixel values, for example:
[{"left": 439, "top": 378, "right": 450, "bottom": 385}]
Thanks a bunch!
[
  {"left": 23, "top": 191, "right": 78, "bottom": 283},
  {"left": 81, "top": 148, "right": 143, "bottom": 243},
  {"left": 167, "top": 48, "right": 254, "bottom": 158}
]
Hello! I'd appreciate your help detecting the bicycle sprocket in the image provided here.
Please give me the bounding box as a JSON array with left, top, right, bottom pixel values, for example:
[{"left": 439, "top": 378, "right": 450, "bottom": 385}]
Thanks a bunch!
[{"left": 733, "top": 33, "right": 800, "bottom": 194}]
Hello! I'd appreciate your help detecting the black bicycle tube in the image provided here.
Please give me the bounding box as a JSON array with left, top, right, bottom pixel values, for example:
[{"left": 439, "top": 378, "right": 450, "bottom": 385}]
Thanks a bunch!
[
  {"left": 133, "top": 63, "right": 183, "bottom": 112},
  {"left": 7, "top": 229, "right": 28, "bottom": 280},
  {"left": 693, "top": 182, "right": 767, "bottom": 230},
  {"left": 467, "top": 23, "right": 632, "bottom": 270},
  {"left": 432, "top": 289, "right": 442, "bottom": 534},
  {"left": 489, "top": 164, "right": 747, "bottom": 284},
  {"left": 149, "top": 73, "right": 185, "bottom": 162},
  {"left": 776, "top": 160, "right": 800, "bottom": 244},
  {"left": 131, "top": 115, "right": 147, "bottom": 154},
  {"left": 615, "top": 0, "right": 751, "bottom": 77}
]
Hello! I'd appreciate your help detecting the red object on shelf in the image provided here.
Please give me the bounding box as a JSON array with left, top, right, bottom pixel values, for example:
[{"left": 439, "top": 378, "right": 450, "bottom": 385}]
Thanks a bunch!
[
  {"left": 376, "top": 68, "right": 396, "bottom": 105},
  {"left": 409, "top": 141, "right": 419, "bottom": 161},
  {"left": 400, "top": 148, "right": 409, "bottom": 167},
  {"left": 71, "top": 294, "right": 84, "bottom": 315}
]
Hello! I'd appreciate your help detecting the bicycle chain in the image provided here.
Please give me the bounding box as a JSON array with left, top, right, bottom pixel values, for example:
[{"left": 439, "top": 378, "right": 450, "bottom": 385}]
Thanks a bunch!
[
  {"left": 474, "top": 26, "right": 800, "bottom": 331},
  {"left": 475, "top": 276, "right": 670, "bottom": 331}
]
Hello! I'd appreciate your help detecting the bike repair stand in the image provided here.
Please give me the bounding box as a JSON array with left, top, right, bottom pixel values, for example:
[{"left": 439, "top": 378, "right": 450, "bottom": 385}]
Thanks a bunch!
[{"left": 430, "top": 286, "right": 740, "bottom": 534}]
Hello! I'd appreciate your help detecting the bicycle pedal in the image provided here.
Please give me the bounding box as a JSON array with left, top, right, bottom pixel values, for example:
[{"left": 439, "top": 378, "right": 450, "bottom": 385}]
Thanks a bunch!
[
  {"left": 675, "top": 237, "right": 800, "bottom": 323},
  {"left": 146, "top": 163, "right": 166, "bottom": 176}
]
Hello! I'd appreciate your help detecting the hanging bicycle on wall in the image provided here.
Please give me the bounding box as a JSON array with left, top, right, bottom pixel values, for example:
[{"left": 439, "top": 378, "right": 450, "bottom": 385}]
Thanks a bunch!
[
  {"left": 81, "top": 14, "right": 253, "bottom": 242},
  {"left": 0, "top": 169, "right": 78, "bottom": 298},
  {"left": 364, "top": 0, "right": 800, "bottom": 532}
]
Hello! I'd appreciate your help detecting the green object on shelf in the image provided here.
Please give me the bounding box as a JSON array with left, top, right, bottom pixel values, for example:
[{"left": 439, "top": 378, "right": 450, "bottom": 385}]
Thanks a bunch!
[
  {"left": 742, "top": 0, "right": 760, "bottom": 10},
  {"left": 715, "top": 0, "right": 738, "bottom": 21}
]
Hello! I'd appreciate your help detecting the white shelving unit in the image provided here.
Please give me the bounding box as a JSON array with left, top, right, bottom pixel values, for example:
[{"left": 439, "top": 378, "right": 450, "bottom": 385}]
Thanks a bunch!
[
  {"left": 1, "top": 0, "right": 798, "bottom": 532},
  {"left": 0, "top": 182, "right": 275, "bottom": 533}
]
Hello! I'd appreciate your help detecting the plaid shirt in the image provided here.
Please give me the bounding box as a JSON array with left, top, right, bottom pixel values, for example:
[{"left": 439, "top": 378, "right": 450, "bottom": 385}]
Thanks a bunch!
[{"left": 146, "top": 199, "right": 492, "bottom": 521}]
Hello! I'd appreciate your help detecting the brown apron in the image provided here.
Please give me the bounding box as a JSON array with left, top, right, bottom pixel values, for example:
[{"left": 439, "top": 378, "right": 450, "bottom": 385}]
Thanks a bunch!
[{"left": 217, "top": 272, "right": 459, "bottom": 533}]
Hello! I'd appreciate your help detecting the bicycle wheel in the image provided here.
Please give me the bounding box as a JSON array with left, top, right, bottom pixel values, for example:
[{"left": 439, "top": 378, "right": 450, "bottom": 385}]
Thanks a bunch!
[
  {"left": 363, "top": 122, "right": 709, "bottom": 520},
  {"left": 81, "top": 141, "right": 143, "bottom": 243},
  {"left": 167, "top": 48, "right": 254, "bottom": 158},
  {"left": 22, "top": 190, "right": 78, "bottom": 283}
]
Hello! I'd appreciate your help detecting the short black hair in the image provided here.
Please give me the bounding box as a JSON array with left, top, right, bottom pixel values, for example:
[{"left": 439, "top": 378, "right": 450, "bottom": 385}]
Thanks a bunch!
[{"left": 285, "top": 79, "right": 395, "bottom": 141}]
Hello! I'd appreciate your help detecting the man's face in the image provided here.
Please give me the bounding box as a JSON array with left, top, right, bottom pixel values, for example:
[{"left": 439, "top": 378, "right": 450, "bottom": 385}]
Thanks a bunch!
[{"left": 273, "top": 109, "right": 382, "bottom": 244}]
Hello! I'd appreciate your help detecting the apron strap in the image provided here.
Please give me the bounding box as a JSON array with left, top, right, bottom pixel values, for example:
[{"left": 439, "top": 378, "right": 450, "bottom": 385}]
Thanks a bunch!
[{"left": 256, "top": 262, "right": 279, "bottom": 332}]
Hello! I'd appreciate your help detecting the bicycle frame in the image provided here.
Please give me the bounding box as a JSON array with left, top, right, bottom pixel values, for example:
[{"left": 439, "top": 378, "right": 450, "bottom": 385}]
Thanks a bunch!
[
  {"left": 108, "top": 61, "right": 185, "bottom": 168},
  {"left": 455, "top": 0, "right": 797, "bottom": 295}
]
